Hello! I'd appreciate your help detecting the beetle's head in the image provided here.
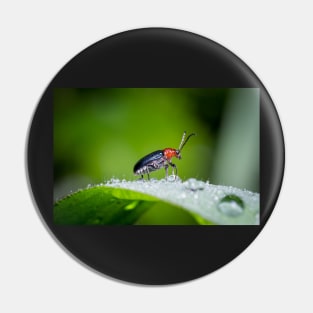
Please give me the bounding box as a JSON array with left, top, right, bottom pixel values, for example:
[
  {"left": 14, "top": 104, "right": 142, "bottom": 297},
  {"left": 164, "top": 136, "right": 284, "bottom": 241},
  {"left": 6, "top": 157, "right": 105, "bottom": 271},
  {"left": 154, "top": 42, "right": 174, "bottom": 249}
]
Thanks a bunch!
[{"left": 164, "top": 148, "right": 181, "bottom": 160}]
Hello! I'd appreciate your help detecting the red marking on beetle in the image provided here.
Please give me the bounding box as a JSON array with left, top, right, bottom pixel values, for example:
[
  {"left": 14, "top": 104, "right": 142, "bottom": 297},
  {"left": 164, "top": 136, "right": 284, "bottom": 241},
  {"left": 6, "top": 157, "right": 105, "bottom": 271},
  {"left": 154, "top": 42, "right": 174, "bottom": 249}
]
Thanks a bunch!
[{"left": 163, "top": 148, "right": 180, "bottom": 161}]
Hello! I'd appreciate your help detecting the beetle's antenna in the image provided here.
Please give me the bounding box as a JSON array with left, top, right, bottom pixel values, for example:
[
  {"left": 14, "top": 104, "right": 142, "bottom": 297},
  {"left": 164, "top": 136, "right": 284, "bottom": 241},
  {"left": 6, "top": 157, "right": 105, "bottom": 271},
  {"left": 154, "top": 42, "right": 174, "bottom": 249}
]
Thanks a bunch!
[
  {"left": 178, "top": 131, "right": 186, "bottom": 150},
  {"left": 178, "top": 131, "right": 196, "bottom": 152}
]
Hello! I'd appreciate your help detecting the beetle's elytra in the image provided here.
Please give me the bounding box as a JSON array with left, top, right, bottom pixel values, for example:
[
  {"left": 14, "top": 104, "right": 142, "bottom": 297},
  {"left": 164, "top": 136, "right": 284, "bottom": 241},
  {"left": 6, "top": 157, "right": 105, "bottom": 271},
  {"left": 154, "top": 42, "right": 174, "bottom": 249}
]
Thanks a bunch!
[{"left": 133, "top": 131, "right": 195, "bottom": 180}]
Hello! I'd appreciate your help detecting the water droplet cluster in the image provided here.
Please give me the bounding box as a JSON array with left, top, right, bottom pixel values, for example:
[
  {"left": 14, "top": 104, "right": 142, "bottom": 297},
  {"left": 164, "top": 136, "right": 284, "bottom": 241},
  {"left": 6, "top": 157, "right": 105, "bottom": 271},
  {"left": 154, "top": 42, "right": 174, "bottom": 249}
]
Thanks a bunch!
[{"left": 102, "top": 178, "right": 260, "bottom": 225}]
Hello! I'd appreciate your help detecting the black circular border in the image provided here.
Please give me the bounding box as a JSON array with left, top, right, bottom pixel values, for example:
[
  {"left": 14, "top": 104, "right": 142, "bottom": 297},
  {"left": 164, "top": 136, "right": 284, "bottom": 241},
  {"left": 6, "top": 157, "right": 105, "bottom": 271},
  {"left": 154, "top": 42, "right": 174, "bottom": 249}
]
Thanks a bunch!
[{"left": 27, "top": 28, "right": 284, "bottom": 285}]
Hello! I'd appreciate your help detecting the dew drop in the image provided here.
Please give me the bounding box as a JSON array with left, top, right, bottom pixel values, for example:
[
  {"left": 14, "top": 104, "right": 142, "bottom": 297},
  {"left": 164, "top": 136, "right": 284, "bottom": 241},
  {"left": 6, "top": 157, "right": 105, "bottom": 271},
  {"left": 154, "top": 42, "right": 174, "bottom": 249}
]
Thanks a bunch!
[
  {"left": 218, "top": 195, "right": 244, "bottom": 217},
  {"left": 167, "top": 175, "right": 178, "bottom": 182},
  {"left": 110, "top": 178, "right": 120, "bottom": 184},
  {"left": 183, "top": 178, "right": 205, "bottom": 191}
]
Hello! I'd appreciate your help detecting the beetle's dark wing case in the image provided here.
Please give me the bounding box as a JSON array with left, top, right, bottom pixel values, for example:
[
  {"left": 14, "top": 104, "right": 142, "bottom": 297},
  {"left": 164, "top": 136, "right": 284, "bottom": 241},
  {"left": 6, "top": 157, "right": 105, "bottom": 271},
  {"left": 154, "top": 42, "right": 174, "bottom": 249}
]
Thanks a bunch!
[{"left": 133, "top": 150, "right": 164, "bottom": 173}]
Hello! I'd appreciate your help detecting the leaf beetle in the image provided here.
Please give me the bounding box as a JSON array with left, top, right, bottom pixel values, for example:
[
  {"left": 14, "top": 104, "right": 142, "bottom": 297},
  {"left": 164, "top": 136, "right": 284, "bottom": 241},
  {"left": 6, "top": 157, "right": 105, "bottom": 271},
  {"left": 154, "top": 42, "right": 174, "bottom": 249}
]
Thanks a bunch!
[{"left": 133, "top": 131, "right": 196, "bottom": 180}]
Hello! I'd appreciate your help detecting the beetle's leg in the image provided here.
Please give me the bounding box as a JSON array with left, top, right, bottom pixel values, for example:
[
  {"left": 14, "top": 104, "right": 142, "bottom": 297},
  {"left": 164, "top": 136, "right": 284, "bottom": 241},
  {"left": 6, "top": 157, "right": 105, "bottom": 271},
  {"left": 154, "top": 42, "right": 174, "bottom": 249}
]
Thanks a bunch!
[
  {"left": 169, "top": 162, "right": 177, "bottom": 178},
  {"left": 146, "top": 168, "right": 150, "bottom": 181},
  {"left": 164, "top": 163, "right": 169, "bottom": 179}
]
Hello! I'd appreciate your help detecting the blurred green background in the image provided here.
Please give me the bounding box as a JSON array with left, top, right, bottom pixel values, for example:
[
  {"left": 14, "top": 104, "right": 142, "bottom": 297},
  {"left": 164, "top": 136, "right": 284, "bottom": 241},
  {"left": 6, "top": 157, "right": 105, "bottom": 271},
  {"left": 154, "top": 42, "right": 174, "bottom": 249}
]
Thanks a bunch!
[{"left": 54, "top": 88, "right": 259, "bottom": 200}]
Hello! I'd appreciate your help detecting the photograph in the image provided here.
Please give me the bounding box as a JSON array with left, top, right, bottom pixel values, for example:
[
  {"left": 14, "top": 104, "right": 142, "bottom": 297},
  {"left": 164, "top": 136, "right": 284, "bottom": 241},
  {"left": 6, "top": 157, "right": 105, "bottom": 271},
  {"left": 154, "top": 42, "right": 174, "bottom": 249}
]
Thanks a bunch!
[{"left": 53, "top": 88, "right": 260, "bottom": 225}]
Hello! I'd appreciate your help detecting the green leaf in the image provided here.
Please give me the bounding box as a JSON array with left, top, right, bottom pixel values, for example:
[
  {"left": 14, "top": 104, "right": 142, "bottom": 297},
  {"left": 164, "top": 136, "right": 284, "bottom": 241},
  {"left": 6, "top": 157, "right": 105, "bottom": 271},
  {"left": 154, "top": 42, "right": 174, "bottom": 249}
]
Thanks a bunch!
[{"left": 54, "top": 178, "right": 259, "bottom": 225}]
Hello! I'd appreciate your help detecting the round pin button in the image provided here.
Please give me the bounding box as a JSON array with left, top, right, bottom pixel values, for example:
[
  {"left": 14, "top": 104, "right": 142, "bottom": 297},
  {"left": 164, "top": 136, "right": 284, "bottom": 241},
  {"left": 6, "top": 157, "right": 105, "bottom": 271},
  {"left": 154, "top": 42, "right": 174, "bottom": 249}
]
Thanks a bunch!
[{"left": 27, "top": 28, "right": 284, "bottom": 284}]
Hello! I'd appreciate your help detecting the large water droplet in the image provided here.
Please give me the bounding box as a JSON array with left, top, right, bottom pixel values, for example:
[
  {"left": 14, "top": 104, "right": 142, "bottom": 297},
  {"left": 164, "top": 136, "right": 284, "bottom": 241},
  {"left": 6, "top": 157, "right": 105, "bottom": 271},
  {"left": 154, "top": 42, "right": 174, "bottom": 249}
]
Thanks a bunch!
[{"left": 218, "top": 195, "right": 244, "bottom": 217}]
